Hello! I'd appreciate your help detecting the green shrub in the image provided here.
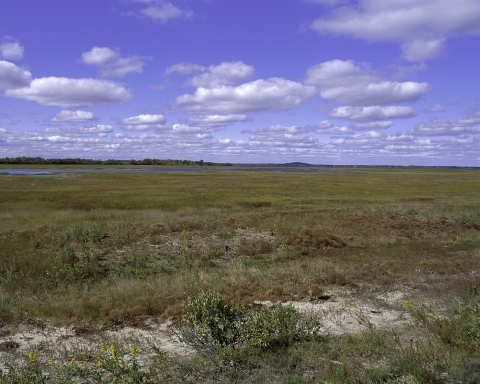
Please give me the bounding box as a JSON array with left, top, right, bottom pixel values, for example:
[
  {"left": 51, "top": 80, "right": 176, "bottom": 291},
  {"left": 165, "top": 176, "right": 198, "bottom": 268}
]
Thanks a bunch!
[
  {"left": 182, "top": 290, "right": 243, "bottom": 348},
  {"left": 242, "top": 304, "right": 298, "bottom": 348}
]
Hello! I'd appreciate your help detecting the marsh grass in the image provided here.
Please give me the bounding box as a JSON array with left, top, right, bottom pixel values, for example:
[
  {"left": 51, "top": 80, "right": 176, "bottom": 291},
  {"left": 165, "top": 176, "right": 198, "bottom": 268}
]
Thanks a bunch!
[{"left": 1, "top": 167, "right": 480, "bottom": 382}]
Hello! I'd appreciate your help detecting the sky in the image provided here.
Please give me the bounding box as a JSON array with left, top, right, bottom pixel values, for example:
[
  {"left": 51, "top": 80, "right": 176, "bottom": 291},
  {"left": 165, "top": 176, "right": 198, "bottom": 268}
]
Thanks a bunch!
[{"left": 0, "top": 0, "right": 479, "bottom": 165}]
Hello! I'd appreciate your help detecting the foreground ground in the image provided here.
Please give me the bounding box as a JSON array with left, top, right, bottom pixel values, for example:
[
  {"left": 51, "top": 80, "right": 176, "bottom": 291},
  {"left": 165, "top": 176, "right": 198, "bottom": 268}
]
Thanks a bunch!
[{"left": 0, "top": 167, "right": 479, "bottom": 383}]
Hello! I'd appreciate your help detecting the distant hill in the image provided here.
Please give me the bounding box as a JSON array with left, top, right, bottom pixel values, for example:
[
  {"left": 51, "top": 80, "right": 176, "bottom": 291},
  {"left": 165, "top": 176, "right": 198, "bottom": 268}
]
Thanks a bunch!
[{"left": 281, "top": 162, "right": 312, "bottom": 166}]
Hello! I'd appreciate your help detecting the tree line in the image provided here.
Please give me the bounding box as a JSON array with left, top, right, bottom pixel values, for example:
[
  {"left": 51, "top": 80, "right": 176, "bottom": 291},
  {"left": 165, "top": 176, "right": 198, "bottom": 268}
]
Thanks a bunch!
[{"left": 0, "top": 157, "right": 232, "bottom": 166}]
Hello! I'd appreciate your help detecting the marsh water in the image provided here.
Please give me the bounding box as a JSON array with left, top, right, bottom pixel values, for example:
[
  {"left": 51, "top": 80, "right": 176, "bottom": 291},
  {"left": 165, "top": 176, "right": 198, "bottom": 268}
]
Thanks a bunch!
[{"left": 0, "top": 166, "right": 330, "bottom": 176}]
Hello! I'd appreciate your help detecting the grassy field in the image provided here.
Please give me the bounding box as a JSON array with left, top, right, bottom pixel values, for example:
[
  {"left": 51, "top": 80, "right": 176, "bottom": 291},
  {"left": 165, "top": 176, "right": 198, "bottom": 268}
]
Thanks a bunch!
[{"left": 0, "top": 167, "right": 479, "bottom": 383}]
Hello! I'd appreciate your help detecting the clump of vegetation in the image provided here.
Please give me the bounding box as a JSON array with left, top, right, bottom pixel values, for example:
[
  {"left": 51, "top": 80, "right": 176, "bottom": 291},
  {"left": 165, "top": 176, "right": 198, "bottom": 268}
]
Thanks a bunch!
[{"left": 179, "top": 290, "right": 321, "bottom": 362}]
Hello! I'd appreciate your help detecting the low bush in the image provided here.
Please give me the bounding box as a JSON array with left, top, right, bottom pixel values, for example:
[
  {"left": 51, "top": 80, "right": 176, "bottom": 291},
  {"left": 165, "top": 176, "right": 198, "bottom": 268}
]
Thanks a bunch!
[
  {"left": 242, "top": 303, "right": 298, "bottom": 348},
  {"left": 180, "top": 290, "right": 322, "bottom": 358},
  {"left": 181, "top": 290, "right": 243, "bottom": 349}
]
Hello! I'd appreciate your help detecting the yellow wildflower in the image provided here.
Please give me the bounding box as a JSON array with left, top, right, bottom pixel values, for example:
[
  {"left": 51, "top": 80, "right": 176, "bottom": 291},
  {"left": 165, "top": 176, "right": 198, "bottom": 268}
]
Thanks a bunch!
[
  {"left": 428, "top": 313, "right": 434, "bottom": 317},
  {"left": 28, "top": 352, "right": 36, "bottom": 363},
  {"left": 351, "top": 309, "right": 355, "bottom": 313},
  {"left": 47, "top": 359, "right": 54, "bottom": 364},
  {"left": 101, "top": 343, "right": 107, "bottom": 350},
  {"left": 70, "top": 357, "right": 76, "bottom": 364},
  {"left": 131, "top": 347, "right": 137, "bottom": 356},
  {"left": 110, "top": 344, "right": 117, "bottom": 358},
  {"left": 97, "top": 363, "right": 103, "bottom": 368}
]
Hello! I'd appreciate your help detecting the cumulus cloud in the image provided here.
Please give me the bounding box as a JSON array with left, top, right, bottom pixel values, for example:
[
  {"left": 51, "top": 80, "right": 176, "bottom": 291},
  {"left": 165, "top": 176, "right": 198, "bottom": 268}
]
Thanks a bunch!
[
  {"left": 121, "top": 114, "right": 167, "bottom": 131},
  {"left": 164, "top": 62, "right": 204, "bottom": 75},
  {"left": 255, "top": 124, "right": 315, "bottom": 135},
  {"left": 138, "top": 1, "right": 192, "bottom": 23},
  {"left": 330, "top": 106, "right": 416, "bottom": 121},
  {"left": 187, "top": 114, "right": 249, "bottom": 127},
  {"left": 50, "top": 110, "right": 95, "bottom": 123},
  {"left": 5, "top": 77, "right": 132, "bottom": 107},
  {"left": 309, "top": 0, "right": 480, "bottom": 61},
  {"left": 81, "top": 47, "right": 119, "bottom": 65},
  {"left": 0, "top": 37, "right": 24, "bottom": 61},
  {"left": 426, "top": 103, "right": 445, "bottom": 113},
  {"left": 173, "top": 77, "right": 316, "bottom": 115},
  {"left": 167, "top": 61, "right": 315, "bottom": 128},
  {"left": 401, "top": 39, "right": 446, "bottom": 62},
  {"left": 81, "top": 46, "right": 146, "bottom": 77},
  {"left": 305, "top": 60, "right": 431, "bottom": 105},
  {"left": 0, "top": 60, "right": 32, "bottom": 89},
  {"left": 190, "top": 62, "right": 255, "bottom": 88},
  {"left": 249, "top": 133, "right": 320, "bottom": 148},
  {"left": 171, "top": 124, "right": 209, "bottom": 134},
  {"left": 315, "top": 120, "right": 349, "bottom": 135},
  {"left": 410, "top": 105, "right": 480, "bottom": 136},
  {"left": 166, "top": 61, "right": 255, "bottom": 88},
  {"left": 351, "top": 121, "right": 393, "bottom": 130},
  {"left": 39, "top": 124, "right": 113, "bottom": 135}
]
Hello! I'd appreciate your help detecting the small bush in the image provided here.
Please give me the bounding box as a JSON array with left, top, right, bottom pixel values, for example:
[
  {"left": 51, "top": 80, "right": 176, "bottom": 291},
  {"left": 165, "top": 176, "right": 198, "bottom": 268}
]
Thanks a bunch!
[
  {"left": 182, "top": 290, "right": 243, "bottom": 348},
  {"left": 242, "top": 304, "right": 298, "bottom": 348},
  {"left": 181, "top": 291, "right": 322, "bottom": 356}
]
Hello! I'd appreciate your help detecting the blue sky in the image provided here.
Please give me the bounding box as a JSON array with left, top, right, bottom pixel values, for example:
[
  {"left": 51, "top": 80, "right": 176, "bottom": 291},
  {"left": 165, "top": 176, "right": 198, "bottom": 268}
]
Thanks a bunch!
[{"left": 0, "top": 0, "right": 479, "bottom": 165}]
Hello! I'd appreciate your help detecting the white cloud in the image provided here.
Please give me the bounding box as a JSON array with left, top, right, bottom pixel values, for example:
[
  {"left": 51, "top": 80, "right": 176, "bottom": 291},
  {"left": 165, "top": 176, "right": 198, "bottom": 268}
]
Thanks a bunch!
[
  {"left": 0, "top": 60, "right": 32, "bottom": 89},
  {"left": 410, "top": 106, "right": 480, "bottom": 136},
  {"left": 330, "top": 106, "right": 416, "bottom": 121},
  {"left": 139, "top": 1, "right": 192, "bottom": 24},
  {"left": 351, "top": 121, "right": 393, "bottom": 130},
  {"left": 39, "top": 124, "right": 113, "bottom": 135},
  {"left": 400, "top": 39, "right": 446, "bottom": 62},
  {"left": 352, "top": 131, "right": 386, "bottom": 140},
  {"left": 256, "top": 121, "right": 349, "bottom": 136},
  {"left": 255, "top": 124, "right": 315, "bottom": 135},
  {"left": 121, "top": 114, "right": 167, "bottom": 131},
  {"left": 305, "top": 60, "right": 431, "bottom": 105},
  {"left": 172, "top": 124, "right": 208, "bottom": 134},
  {"left": 173, "top": 77, "right": 316, "bottom": 115},
  {"left": 166, "top": 61, "right": 255, "bottom": 88},
  {"left": 190, "top": 62, "right": 255, "bottom": 88},
  {"left": 187, "top": 114, "right": 249, "bottom": 127},
  {"left": 249, "top": 133, "right": 320, "bottom": 148},
  {"left": 165, "top": 62, "right": 204, "bottom": 75},
  {"left": 100, "top": 56, "right": 145, "bottom": 78},
  {"left": 0, "top": 37, "right": 24, "bottom": 61},
  {"left": 315, "top": 120, "right": 349, "bottom": 134},
  {"left": 81, "top": 46, "right": 146, "bottom": 77},
  {"left": 50, "top": 110, "right": 95, "bottom": 123},
  {"left": 426, "top": 103, "right": 445, "bottom": 113},
  {"left": 81, "top": 46, "right": 119, "bottom": 65},
  {"left": 6, "top": 77, "right": 132, "bottom": 107},
  {"left": 309, "top": 0, "right": 480, "bottom": 61}
]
